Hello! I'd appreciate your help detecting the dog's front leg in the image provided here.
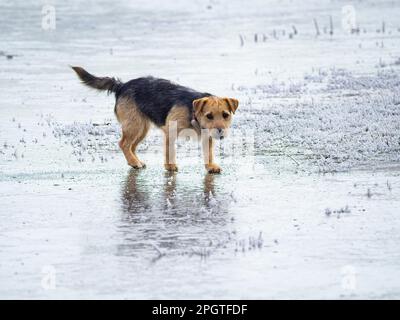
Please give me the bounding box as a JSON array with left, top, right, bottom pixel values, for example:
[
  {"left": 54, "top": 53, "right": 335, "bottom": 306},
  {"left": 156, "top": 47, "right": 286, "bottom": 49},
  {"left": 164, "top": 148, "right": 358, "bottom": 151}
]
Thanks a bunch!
[
  {"left": 202, "top": 135, "right": 221, "bottom": 174},
  {"left": 164, "top": 129, "right": 178, "bottom": 172}
]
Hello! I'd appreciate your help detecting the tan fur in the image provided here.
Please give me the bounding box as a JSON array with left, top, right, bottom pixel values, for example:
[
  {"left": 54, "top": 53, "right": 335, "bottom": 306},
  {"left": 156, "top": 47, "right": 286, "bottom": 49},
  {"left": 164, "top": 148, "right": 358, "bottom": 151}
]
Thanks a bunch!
[
  {"left": 193, "top": 96, "right": 236, "bottom": 132},
  {"left": 202, "top": 136, "right": 221, "bottom": 173},
  {"left": 115, "top": 97, "right": 150, "bottom": 168},
  {"left": 193, "top": 97, "right": 238, "bottom": 173},
  {"left": 115, "top": 97, "right": 238, "bottom": 173},
  {"left": 161, "top": 106, "right": 192, "bottom": 172},
  {"left": 164, "top": 106, "right": 192, "bottom": 130}
]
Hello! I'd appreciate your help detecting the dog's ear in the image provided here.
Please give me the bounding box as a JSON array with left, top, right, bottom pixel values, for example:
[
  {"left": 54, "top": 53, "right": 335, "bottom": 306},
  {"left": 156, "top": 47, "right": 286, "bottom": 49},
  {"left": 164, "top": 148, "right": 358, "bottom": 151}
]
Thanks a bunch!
[
  {"left": 193, "top": 97, "right": 209, "bottom": 116},
  {"left": 223, "top": 98, "right": 239, "bottom": 114}
]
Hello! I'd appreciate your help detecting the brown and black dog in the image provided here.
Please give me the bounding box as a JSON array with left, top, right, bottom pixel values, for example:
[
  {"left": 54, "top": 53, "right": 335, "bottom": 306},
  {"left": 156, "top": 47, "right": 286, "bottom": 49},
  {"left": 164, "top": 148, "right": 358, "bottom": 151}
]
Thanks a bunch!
[{"left": 72, "top": 67, "right": 239, "bottom": 173}]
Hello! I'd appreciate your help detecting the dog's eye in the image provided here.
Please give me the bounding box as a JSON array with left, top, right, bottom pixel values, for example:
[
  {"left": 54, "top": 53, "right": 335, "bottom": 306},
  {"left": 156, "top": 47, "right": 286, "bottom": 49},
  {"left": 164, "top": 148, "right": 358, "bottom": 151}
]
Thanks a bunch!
[
  {"left": 223, "top": 112, "right": 230, "bottom": 119},
  {"left": 206, "top": 113, "right": 214, "bottom": 120}
]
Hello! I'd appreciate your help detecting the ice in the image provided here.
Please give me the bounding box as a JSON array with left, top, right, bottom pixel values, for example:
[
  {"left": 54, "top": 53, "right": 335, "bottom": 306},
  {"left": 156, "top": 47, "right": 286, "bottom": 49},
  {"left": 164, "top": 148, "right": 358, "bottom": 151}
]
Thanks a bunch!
[{"left": 1, "top": 0, "right": 400, "bottom": 299}]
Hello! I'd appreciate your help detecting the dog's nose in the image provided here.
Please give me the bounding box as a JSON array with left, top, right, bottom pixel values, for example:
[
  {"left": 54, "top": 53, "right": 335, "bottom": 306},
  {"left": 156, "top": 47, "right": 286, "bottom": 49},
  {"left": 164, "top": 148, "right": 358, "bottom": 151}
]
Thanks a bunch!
[{"left": 217, "top": 128, "right": 224, "bottom": 140}]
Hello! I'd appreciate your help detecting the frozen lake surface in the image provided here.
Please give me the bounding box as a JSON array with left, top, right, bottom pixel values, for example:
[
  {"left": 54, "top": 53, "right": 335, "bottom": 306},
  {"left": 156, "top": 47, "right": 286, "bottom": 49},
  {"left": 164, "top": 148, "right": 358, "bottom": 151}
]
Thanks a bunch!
[{"left": 1, "top": 0, "right": 400, "bottom": 299}]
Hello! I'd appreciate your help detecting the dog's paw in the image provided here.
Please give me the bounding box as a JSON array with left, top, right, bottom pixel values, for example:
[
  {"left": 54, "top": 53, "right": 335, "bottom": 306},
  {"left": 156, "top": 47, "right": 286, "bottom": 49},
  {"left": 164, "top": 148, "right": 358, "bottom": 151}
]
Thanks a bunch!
[
  {"left": 129, "top": 161, "right": 145, "bottom": 169},
  {"left": 205, "top": 164, "right": 221, "bottom": 174},
  {"left": 164, "top": 164, "right": 178, "bottom": 172}
]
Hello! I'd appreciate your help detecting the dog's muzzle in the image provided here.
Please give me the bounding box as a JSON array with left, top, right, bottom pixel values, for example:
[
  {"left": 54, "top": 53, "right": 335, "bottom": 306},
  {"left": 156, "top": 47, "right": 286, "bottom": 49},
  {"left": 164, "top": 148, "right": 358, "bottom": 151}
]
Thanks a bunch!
[{"left": 212, "top": 128, "right": 227, "bottom": 140}]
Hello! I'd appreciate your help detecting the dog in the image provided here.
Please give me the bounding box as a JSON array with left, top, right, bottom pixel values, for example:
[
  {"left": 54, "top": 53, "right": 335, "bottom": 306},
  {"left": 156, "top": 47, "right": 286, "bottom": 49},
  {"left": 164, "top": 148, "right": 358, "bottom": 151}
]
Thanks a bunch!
[{"left": 71, "top": 67, "right": 239, "bottom": 173}]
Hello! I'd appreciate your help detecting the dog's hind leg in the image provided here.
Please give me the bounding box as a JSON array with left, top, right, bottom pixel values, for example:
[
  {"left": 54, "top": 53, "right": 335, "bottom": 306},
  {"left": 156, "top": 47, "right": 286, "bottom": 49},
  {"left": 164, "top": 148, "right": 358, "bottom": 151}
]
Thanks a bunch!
[
  {"left": 119, "top": 132, "right": 139, "bottom": 167},
  {"left": 116, "top": 98, "right": 150, "bottom": 168},
  {"left": 119, "top": 130, "right": 147, "bottom": 168},
  {"left": 129, "top": 119, "right": 150, "bottom": 167}
]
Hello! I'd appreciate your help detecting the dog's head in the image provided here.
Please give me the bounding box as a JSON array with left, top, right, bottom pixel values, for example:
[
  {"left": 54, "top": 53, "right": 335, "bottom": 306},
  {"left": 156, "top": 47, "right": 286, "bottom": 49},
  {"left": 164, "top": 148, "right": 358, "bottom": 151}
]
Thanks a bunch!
[{"left": 192, "top": 96, "right": 239, "bottom": 140}]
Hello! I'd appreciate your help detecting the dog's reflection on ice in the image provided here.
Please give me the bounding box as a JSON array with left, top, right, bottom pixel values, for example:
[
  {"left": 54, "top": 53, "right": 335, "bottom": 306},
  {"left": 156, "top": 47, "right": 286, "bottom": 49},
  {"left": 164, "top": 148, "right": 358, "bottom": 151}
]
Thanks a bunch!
[
  {"left": 117, "top": 168, "right": 233, "bottom": 259},
  {"left": 121, "top": 168, "right": 222, "bottom": 218}
]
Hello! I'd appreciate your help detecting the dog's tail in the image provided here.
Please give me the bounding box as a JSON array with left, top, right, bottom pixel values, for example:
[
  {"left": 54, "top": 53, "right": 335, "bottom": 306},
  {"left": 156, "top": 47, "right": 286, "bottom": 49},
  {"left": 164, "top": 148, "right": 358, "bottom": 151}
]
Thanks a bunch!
[{"left": 71, "top": 66, "right": 122, "bottom": 94}]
